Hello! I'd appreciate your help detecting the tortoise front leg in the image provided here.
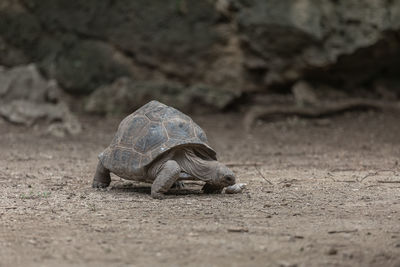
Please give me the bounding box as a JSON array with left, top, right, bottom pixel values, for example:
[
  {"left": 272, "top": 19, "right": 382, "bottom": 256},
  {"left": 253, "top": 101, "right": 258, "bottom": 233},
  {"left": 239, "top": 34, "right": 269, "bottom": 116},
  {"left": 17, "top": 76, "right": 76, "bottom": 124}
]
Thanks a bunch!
[
  {"left": 92, "top": 161, "right": 111, "bottom": 188},
  {"left": 151, "top": 160, "right": 180, "bottom": 199}
]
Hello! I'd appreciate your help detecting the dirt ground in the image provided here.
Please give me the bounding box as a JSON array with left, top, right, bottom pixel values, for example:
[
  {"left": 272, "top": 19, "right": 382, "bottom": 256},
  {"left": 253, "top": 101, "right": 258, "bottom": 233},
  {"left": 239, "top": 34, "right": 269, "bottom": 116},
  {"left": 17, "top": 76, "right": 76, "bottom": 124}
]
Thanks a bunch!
[{"left": 1, "top": 111, "right": 400, "bottom": 267}]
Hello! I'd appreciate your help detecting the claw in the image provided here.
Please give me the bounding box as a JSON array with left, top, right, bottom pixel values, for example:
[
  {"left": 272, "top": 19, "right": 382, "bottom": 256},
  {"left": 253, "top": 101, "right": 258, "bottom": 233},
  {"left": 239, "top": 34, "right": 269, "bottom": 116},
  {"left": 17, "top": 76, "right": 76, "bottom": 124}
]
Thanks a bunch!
[
  {"left": 92, "top": 181, "right": 110, "bottom": 188},
  {"left": 151, "top": 192, "right": 166, "bottom": 199}
]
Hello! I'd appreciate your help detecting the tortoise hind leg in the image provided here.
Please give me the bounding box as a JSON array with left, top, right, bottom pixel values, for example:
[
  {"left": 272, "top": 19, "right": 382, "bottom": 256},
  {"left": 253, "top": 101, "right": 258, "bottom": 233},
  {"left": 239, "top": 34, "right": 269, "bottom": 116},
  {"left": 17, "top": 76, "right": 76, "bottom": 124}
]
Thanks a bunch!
[{"left": 92, "top": 161, "right": 111, "bottom": 188}]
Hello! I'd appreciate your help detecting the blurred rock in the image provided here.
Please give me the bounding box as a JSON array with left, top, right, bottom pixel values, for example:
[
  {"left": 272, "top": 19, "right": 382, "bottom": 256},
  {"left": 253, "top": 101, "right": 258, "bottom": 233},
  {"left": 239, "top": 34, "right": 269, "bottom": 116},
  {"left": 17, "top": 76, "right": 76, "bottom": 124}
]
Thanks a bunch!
[
  {"left": 0, "top": 64, "right": 58, "bottom": 102},
  {"left": 374, "top": 79, "right": 400, "bottom": 100},
  {"left": 0, "top": 64, "right": 81, "bottom": 136},
  {"left": 1, "top": 0, "right": 233, "bottom": 94},
  {"left": 84, "top": 77, "right": 238, "bottom": 115},
  {"left": 187, "top": 84, "right": 239, "bottom": 112},
  {"left": 84, "top": 78, "right": 186, "bottom": 115},
  {"left": 292, "top": 81, "right": 318, "bottom": 107},
  {"left": 1, "top": 0, "right": 400, "bottom": 97},
  {"left": 0, "top": 36, "right": 29, "bottom": 66},
  {"left": 237, "top": 0, "right": 400, "bottom": 91},
  {"left": 48, "top": 39, "right": 135, "bottom": 95}
]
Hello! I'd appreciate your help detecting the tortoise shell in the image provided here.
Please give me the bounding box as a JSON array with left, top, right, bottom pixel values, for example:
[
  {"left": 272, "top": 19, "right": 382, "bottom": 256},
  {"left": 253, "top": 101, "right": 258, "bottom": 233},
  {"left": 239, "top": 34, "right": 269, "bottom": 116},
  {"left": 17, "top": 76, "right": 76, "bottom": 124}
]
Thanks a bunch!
[{"left": 99, "top": 100, "right": 216, "bottom": 179}]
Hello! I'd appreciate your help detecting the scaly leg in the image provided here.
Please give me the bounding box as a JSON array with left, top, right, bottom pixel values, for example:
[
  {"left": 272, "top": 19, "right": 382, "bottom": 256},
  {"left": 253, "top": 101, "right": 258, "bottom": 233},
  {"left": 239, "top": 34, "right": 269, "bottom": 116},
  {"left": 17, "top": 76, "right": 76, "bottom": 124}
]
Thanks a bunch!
[{"left": 92, "top": 161, "right": 111, "bottom": 188}]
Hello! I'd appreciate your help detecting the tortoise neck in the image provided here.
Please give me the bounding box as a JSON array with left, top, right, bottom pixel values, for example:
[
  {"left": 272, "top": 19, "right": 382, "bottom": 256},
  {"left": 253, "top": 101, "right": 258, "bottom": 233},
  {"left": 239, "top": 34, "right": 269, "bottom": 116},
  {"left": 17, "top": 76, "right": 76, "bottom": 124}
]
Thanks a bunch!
[{"left": 175, "top": 148, "right": 217, "bottom": 182}]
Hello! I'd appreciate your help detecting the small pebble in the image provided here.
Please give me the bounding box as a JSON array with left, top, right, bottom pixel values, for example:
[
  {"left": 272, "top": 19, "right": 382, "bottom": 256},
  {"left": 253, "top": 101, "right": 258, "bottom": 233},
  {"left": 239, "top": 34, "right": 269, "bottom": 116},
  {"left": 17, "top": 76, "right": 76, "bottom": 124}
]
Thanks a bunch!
[
  {"left": 225, "top": 183, "right": 247, "bottom": 194},
  {"left": 227, "top": 227, "right": 249, "bottom": 233},
  {"left": 327, "top": 248, "right": 338, "bottom": 255}
]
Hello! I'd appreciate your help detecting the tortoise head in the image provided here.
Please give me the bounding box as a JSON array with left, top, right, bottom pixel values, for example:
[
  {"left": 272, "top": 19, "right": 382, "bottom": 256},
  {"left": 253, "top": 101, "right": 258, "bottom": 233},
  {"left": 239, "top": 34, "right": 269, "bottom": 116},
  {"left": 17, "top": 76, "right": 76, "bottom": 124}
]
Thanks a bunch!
[
  {"left": 180, "top": 147, "right": 235, "bottom": 187},
  {"left": 201, "top": 162, "right": 236, "bottom": 193},
  {"left": 211, "top": 162, "right": 236, "bottom": 187}
]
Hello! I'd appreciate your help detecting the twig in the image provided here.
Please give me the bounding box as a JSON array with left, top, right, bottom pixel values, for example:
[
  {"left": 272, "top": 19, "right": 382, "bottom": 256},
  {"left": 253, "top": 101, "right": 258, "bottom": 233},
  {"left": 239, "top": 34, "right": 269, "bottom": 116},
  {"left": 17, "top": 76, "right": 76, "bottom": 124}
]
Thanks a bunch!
[
  {"left": 277, "top": 178, "right": 298, "bottom": 184},
  {"left": 360, "top": 170, "right": 398, "bottom": 182},
  {"left": 328, "top": 229, "right": 358, "bottom": 234},
  {"left": 1, "top": 207, "right": 17, "bottom": 210},
  {"left": 227, "top": 227, "right": 249, "bottom": 233},
  {"left": 377, "top": 180, "right": 400, "bottom": 184},
  {"left": 224, "top": 162, "right": 264, "bottom": 167},
  {"left": 329, "top": 168, "right": 357, "bottom": 172},
  {"left": 359, "top": 171, "right": 379, "bottom": 182},
  {"left": 254, "top": 165, "right": 273, "bottom": 185},
  {"left": 244, "top": 99, "right": 400, "bottom": 130}
]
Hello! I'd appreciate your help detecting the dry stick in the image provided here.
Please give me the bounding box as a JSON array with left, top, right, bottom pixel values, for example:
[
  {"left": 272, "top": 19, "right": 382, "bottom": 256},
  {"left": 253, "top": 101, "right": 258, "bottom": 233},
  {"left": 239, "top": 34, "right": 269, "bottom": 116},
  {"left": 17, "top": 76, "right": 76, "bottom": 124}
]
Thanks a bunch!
[
  {"left": 254, "top": 165, "right": 273, "bottom": 185},
  {"left": 227, "top": 228, "right": 249, "bottom": 233},
  {"left": 360, "top": 170, "right": 398, "bottom": 182},
  {"left": 328, "top": 229, "right": 358, "bottom": 234},
  {"left": 329, "top": 168, "right": 357, "bottom": 172},
  {"left": 359, "top": 171, "right": 379, "bottom": 182},
  {"left": 244, "top": 99, "right": 400, "bottom": 130},
  {"left": 224, "top": 161, "right": 273, "bottom": 184},
  {"left": 377, "top": 180, "right": 400, "bottom": 184},
  {"left": 224, "top": 162, "right": 264, "bottom": 167}
]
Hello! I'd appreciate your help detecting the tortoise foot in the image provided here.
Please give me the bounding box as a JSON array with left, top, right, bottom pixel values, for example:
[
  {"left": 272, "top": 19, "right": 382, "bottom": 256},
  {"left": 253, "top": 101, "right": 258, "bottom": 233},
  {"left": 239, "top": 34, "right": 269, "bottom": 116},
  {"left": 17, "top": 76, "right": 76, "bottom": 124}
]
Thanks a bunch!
[
  {"left": 92, "top": 181, "right": 110, "bottom": 188},
  {"left": 92, "top": 161, "right": 111, "bottom": 189},
  {"left": 151, "top": 192, "right": 166, "bottom": 199}
]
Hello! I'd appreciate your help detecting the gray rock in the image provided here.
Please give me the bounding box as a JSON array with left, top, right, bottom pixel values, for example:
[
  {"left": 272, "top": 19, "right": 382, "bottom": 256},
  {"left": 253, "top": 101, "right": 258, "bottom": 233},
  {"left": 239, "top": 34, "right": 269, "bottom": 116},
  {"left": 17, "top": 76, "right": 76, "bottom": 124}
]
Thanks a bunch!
[
  {"left": 292, "top": 81, "right": 318, "bottom": 107},
  {"left": 237, "top": 0, "right": 400, "bottom": 90},
  {"left": 0, "top": 64, "right": 57, "bottom": 102},
  {"left": 1, "top": 0, "right": 400, "bottom": 96},
  {"left": 84, "top": 77, "right": 238, "bottom": 116},
  {"left": 84, "top": 78, "right": 187, "bottom": 115},
  {"left": 187, "top": 84, "right": 239, "bottom": 111},
  {"left": 0, "top": 64, "right": 81, "bottom": 135},
  {"left": 49, "top": 39, "right": 135, "bottom": 94},
  {"left": 1, "top": 0, "right": 229, "bottom": 94},
  {"left": 0, "top": 36, "right": 29, "bottom": 66}
]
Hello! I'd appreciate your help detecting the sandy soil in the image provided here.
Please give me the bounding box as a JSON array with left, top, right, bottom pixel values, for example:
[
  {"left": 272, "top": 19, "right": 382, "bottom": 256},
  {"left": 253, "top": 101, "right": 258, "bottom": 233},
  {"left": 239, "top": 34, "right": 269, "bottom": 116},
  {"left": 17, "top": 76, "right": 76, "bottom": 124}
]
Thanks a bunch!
[{"left": 1, "top": 111, "right": 400, "bottom": 267}]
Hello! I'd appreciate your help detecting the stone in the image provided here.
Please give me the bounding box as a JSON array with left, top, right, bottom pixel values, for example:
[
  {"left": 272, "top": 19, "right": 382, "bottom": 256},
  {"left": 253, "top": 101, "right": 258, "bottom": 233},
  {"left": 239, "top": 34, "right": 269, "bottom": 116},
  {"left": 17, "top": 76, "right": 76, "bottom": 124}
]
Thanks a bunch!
[
  {"left": 1, "top": 0, "right": 227, "bottom": 94},
  {"left": 225, "top": 183, "right": 246, "bottom": 194},
  {"left": 237, "top": 0, "right": 400, "bottom": 91},
  {"left": 1, "top": 0, "right": 400, "bottom": 97},
  {"left": 0, "top": 64, "right": 81, "bottom": 135},
  {"left": 84, "top": 77, "right": 238, "bottom": 116},
  {"left": 292, "top": 81, "right": 318, "bottom": 107}
]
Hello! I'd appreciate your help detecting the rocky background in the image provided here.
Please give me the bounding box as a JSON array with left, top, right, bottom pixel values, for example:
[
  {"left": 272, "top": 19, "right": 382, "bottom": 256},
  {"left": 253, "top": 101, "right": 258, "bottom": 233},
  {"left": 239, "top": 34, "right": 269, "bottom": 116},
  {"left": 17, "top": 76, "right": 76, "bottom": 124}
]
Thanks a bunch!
[{"left": 1, "top": 0, "right": 400, "bottom": 121}]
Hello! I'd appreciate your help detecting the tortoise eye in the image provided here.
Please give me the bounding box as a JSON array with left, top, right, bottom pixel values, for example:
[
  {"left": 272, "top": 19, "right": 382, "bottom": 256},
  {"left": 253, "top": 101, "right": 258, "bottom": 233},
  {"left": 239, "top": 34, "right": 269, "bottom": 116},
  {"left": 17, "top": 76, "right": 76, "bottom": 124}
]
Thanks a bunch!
[{"left": 225, "top": 176, "right": 234, "bottom": 182}]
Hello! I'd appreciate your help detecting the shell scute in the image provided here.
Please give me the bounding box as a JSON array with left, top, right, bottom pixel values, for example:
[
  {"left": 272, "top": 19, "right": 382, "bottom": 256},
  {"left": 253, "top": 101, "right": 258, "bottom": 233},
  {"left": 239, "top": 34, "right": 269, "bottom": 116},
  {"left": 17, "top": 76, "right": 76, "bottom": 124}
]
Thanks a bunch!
[{"left": 164, "top": 118, "right": 195, "bottom": 140}]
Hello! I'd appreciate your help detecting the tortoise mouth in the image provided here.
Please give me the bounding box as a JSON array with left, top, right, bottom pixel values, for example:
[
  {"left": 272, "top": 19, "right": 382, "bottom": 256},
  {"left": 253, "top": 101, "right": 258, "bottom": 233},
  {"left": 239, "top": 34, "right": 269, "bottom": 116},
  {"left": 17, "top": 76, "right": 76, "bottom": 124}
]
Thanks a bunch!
[{"left": 223, "top": 175, "right": 236, "bottom": 186}]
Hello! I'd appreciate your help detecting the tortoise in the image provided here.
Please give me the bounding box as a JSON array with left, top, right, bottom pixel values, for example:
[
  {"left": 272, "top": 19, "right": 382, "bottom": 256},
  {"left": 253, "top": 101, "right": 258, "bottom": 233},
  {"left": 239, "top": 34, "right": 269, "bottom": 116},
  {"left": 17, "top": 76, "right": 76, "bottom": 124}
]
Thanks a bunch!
[{"left": 92, "top": 100, "right": 236, "bottom": 199}]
